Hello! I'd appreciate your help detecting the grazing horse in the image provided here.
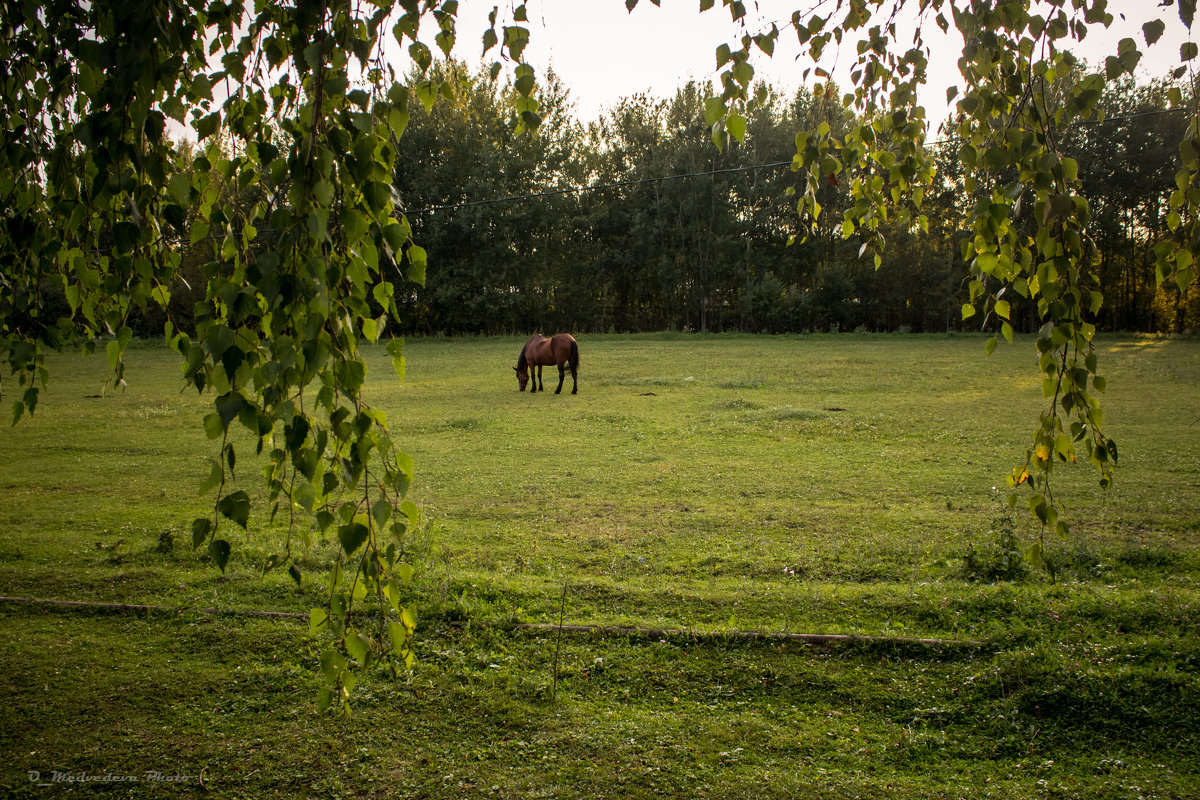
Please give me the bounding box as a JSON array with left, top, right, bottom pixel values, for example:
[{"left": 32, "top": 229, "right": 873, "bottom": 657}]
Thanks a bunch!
[{"left": 515, "top": 333, "right": 579, "bottom": 394}]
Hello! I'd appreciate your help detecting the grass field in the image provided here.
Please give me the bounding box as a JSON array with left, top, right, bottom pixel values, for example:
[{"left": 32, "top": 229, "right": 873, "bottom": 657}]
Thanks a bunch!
[{"left": 0, "top": 333, "right": 1197, "bottom": 798}]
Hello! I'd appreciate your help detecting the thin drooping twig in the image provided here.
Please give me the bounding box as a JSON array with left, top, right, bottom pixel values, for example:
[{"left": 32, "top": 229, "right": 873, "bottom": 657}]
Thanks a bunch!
[{"left": 551, "top": 582, "right": 568, "bottom": 701}]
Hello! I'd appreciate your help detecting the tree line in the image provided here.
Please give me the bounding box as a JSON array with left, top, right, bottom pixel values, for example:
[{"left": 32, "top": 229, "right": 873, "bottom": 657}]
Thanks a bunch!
[
  {"left": 392, "top": 62, "right": 1198, "bottom": 336},
  {"left": 118, "top": 61, "right": 1195, "bottom": 339}
]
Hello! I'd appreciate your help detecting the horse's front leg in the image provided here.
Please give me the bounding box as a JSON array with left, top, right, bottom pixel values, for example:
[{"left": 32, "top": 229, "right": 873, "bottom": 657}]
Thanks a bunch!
[{"left": 533, "top": 365, "right": 543, "bottom": 393}]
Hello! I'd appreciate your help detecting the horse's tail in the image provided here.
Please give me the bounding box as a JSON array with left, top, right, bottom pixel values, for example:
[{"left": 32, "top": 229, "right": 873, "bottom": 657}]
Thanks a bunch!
[{"left": 568, "top": 338, "right": 579, "bottom": 371}]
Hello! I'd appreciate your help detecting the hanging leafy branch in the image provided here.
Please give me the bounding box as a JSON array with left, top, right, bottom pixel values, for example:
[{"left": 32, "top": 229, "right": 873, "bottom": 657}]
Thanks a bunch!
[
  {"left": 695, "top": 0, "right": 1199, "bottom": 552},
  {"left": 0, "top": 0, "right": 541, "bottom": 711}
]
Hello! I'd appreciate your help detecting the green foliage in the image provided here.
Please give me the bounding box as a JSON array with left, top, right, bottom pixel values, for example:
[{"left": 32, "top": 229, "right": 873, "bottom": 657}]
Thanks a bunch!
[
  {"left": 0, "top": 0, "right": 537, "bottom": 709},
  {"left": 390, "top": 59, "right": 580, "bottom": 333},
  {"left": 703, "top": 0, "right": 1200, "bottom": 533}
]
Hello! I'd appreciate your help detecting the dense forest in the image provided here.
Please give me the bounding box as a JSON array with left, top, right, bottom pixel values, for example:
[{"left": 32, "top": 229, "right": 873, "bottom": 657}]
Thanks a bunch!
[{"left": 162, "top": 61, "right": 1198, "bottom": 337}]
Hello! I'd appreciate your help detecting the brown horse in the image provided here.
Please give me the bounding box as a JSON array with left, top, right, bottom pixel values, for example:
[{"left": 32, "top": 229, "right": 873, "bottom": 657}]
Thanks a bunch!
[{"left": 515, "top": 333, "right": 579, "bottom": 394}]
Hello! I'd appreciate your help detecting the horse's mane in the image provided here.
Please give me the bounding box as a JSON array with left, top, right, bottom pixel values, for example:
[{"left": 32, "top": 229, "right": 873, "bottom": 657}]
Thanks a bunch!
[{"left": 518, "top": 334, "right": 545, "bottom": 371}]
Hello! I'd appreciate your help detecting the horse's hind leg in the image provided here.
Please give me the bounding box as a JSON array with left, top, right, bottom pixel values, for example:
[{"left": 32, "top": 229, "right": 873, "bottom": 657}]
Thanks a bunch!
[
  {"left": 568, "top": 339, "right": 579, "bottom": 394},
  {"left": 555, "top": 364, "right": 565, "bottom": 394}
]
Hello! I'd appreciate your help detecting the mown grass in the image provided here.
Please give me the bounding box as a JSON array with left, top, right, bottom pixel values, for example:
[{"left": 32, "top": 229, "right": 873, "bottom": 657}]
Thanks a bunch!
[{"left": 0, "top": 333, "right": 1197, "bottom": 798}]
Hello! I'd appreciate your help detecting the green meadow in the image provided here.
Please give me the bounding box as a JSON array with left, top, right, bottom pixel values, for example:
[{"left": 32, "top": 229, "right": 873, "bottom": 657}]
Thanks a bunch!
[{"left": 1, "top": 333, "right": 1197, "bottom": 798}]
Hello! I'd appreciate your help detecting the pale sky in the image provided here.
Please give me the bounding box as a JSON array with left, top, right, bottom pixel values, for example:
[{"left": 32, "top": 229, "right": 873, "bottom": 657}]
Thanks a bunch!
[{"left": 441, "top": 1, "right": 1196, "bottom": 128}]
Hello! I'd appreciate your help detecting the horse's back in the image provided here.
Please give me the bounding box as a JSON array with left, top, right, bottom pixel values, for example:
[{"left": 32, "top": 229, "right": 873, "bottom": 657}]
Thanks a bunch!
[
  {"left": 551, "top": 334, "right": 577, "bottom": 362},
  {"left": 524, "top": 333, "right": 577, "bottom": 366}
]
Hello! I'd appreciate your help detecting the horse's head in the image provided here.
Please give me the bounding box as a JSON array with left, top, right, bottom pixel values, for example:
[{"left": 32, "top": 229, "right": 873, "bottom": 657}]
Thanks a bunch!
[{"left": 514, "top": 365, "right": 529, "bottom": 391}]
